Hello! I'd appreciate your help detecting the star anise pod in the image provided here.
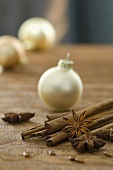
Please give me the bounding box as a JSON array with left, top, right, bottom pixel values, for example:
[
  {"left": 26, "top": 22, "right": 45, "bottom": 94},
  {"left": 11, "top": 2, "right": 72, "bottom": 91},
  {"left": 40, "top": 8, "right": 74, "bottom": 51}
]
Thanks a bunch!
[
  {"left": 71, "top": 134, "right": 106, "bottom": 153},
  {"left": 62, "top": 110, "right": 92, "bottom": 139},
  {"left": 96, "top": 128, "right": 113, "bottom": 142},
  {"left": 2, "top": 112, "right": 35, "bottom": 123}
]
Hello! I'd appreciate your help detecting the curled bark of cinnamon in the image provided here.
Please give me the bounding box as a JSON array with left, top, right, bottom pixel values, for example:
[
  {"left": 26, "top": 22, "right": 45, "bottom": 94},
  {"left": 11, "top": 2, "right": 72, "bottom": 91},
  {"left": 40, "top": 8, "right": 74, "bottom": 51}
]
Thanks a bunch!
[
  {"left": 30, "top": 129, "right": 47, "bottom": 138},
  {"left": 45, "top": 98, "right": 113, "bottom": 134},
  {"left": 21, "top": 98, "right": 113, "bottom": 146},
  {"left": 46, "top": 131, "right": 68, "bottom": 146},
  {"left": 46, "top": 133, "right": 58, "bottom": 140},
  {"left": 91, "top": 122, "right": 113, "bottom": 135},
  {"left": 46, "top": 112, "right": 70, "bottom": 121},
  {"left": 47, "top": 122, "right": 113, "bottom": 146},
  {"left": 21, "top": 125, "right": 45, "bottom": 140},
  {"left": 88, "top": 114, "right": 113, "bottom": 131}
]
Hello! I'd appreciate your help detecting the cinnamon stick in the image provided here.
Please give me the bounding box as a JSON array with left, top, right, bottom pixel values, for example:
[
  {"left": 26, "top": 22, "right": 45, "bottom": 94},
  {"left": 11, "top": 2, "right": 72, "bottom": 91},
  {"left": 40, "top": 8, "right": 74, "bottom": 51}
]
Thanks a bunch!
[
  {"left": 46, "top": 109, "right": 113, "bottom": 123},
  {"left": 46, "top": 112, "right": 70, "bottom": 121},
  {"left": 88, "top": 114, "right": 113, "bottom": 130},
  {"left": 21, "top": 125, "right": 45, "bottom": 140},
  {"left": 46, "top": 122, "right": 113, "bottom": 146},
  {"left": 45, "top": 101, "right": 113, "bottom": 146},
  {"left": 21, "top": 99, "right": 113, "bottom": 144},
  {"left": 91, "top": 122, "right": 113, "bottom": 135},
  {"left": 46, "top": 131, "right": 68, "bottom": 146},
  {"left": 45, "top": 98, "right": 113, "bottom": 134},
  {"left": 30, "top": 129, "right": 47, "bottom": 138},
  {"left": 46, "top": 133, "right": 58, "bottom": 140},
  {"left": 46, "top": 109, "right": 113, "bottom": 122}
]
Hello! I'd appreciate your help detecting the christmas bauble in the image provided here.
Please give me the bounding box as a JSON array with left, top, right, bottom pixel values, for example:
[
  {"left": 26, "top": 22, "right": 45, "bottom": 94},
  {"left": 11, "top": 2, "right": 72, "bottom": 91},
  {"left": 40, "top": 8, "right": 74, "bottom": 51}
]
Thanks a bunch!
[
  {"left": 18, "top": 17, "right": 56, "bottom": 50},
  {"left": 38, "top": 54, "right": 83, "bottom": 111},
  {"left": 0, "top": 35, "right": 27, "bottom": 68}
]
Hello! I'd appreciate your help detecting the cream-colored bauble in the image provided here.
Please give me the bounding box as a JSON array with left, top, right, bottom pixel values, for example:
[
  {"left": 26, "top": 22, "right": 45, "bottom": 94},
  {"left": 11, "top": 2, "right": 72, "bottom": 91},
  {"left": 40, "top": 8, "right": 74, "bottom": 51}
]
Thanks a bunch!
[
  {"left": 0, "top": 35, "right": 27, "bottom": 68},
  {"left": 18, "top": 17, "right": 56, "bottom": 50},
  {"left": 38, "top": 54, "right": 83, "bottom": 111}
]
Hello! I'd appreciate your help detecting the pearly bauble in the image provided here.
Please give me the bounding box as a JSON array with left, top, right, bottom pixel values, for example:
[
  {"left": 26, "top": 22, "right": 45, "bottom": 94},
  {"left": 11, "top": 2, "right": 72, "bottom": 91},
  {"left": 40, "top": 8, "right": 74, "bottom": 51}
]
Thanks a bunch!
[
  {"left": 38, "top": 54, "right": 83, "bottom": 111},
  {"left": 18, "top": 17, "right": 56, "bottom": 50},
  {"left": 0, "top": 35, "right": 27, "bottom": 68}
]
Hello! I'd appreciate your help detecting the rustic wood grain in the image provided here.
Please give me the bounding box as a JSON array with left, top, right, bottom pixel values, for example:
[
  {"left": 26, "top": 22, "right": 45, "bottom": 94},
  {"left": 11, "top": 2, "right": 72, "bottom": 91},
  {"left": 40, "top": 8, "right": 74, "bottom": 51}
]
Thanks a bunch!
[{"left": 0, "top": 45, "right": 113, "bottom": 170}]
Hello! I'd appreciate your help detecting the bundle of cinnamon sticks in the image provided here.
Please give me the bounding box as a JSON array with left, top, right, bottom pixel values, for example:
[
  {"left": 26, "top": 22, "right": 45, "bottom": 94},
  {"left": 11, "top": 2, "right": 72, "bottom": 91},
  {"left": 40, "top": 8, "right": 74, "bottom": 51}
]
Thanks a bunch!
[{"left": 21, "top": 98, "right": 113, "bottom": 146}]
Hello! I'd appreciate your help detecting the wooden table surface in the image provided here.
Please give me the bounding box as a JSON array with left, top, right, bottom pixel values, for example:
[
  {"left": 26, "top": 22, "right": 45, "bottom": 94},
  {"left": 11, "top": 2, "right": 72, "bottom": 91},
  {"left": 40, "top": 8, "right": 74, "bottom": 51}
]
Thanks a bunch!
[{"left": 0, "top": 45, "right": 113, "bottom": 170}]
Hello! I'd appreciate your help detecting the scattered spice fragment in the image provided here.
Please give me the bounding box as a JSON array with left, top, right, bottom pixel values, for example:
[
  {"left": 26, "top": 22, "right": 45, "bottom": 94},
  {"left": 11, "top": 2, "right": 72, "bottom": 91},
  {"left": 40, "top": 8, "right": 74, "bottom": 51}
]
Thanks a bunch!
[
  {"left": 48, "top": 150, "right": 56, "bottom": 156},
  {"left": 71, "top": 134, "right": 106, "bottom": 153},
  {"left": 69, "top": 156, "right": 75, "bottom": 161},
  {"left": 103, "top": 151, "right": 113, "bottom": 157},
  {"left": 2, "top": 112, "right": 35, "bottom": 123},
  {"left": 23, "top": 151, "right": 30, "bottom": 158},
  {"left": 75, "top": 157, "right": 85, "bottom": 163}
]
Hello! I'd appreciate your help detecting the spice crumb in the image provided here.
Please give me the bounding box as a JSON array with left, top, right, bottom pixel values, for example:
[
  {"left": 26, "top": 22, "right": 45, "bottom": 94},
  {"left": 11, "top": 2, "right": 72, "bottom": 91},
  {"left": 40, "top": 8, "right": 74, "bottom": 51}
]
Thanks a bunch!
[
  {"left": 103, "top": 151, "right": 113, "bottom": 157},
  {"left": 48, "top": 150, "right": 56, "bottom": 156},
  {"left": 75, "top": 157, "right": 85, "bottom": 163},
  {"left": 69, "top": 156, "right": 75, "bottom": 161},
  {"left": 23, "top": 152, "right": 30, "bottom": 158}
]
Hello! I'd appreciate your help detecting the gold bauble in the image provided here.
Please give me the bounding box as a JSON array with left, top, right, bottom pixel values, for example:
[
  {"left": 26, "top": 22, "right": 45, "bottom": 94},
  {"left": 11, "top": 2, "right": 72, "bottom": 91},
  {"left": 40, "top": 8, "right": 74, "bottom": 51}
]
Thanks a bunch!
[
  {"left": 18, "top": 17, "right": 56, "bottom": 50},
  {"left": 0, "top": 35, "right": 27, "bottom": 68}
]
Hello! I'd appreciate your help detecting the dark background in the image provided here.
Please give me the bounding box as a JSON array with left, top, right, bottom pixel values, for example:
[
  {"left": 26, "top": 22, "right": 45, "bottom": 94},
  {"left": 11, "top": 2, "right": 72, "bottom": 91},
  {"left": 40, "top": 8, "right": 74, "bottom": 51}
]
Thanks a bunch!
[
  {"left": 0, "top": 0, "right": 113, "bottom": 43},
  {"left": 67, "top": 0, "right": 113, "bottom": 43}
]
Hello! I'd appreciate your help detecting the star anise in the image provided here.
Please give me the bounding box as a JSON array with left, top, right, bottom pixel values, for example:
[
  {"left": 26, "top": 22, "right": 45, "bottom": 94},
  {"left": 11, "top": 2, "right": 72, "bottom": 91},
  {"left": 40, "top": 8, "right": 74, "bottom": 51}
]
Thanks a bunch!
[
  {"left": 71, "top": 134, "right": 106, "bottom": 153},
  {"left": 96, "top": 128, "right": 113, "bottom": 142},
  {"left": 2, "top": 112, "right": 35, "bottom": 123},
  {"left": 62, "top": 110, "right": 92, "bottom": 139}
]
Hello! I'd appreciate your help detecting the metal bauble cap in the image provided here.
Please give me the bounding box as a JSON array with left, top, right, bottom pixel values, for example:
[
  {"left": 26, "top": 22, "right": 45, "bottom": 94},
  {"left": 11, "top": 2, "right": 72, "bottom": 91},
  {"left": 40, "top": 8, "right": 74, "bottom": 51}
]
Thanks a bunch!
[{"left": 58, "top": 53, "right": 74, "bottom": 69}]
